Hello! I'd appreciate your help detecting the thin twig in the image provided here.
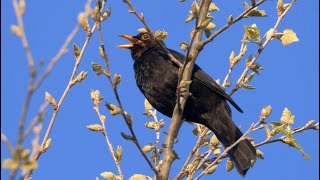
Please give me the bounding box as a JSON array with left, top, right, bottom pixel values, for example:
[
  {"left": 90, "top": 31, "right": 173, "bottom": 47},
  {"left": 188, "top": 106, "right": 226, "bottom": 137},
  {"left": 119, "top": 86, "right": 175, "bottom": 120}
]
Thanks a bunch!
[
  {"left": 24, "top": 1, "right": 96, "bottom": 178},
  {"left": 12, "top": 0, "right": 35, "bottom": 72},
  {"left": 255, "top": 123, "right": 319, "bottom": 147},
  {"left": 95, "top": 106, "right": 123, "bottom": 178},
  {"left": 200, "top": 0, "right": 266, "bottom": 47},
  {"left": 229, "top": 0, "right": 296, "bottom": 96},
  {"left": 175, "top": 128, "right": 209, "bottom": 180},
  {"left": 149, "top": 110, "right": 161, "bottom": 167},
  {"left": 34, "top": 24, "right": 81, "bottom": 90},
  {"left": 222, "top": 40, "right": 246, "bottom": 88},
  {"left": 195, "top": 123, "right": 255, "bottom": 179},
  {"left": 22, "top": 103, "right": 48, "bottom": 141},
  {"left": 1, "top": 133, "right": 15, "bottom": 155}
]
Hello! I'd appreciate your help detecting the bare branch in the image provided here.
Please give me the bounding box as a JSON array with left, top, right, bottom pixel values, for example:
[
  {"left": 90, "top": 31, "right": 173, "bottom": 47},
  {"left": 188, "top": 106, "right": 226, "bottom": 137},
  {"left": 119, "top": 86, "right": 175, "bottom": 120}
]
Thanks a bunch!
[
  {"left": 24, "top": 0, "right": 96, "bottom": 178},
  {"left": 1, "top": 133, "right": 15, "bottom": 155}
]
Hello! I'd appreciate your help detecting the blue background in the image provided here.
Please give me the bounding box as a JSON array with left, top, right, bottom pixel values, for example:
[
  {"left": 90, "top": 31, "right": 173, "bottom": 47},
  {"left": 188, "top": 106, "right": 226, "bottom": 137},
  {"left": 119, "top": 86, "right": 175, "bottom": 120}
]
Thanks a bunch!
[{"left": 1, "top": 0, "right": 319, "bottom": 179}]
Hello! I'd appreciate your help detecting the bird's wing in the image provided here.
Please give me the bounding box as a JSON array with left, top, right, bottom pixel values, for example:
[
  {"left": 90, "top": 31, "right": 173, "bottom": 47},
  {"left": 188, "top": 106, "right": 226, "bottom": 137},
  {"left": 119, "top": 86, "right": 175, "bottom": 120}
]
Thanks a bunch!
[{"left": 167, "top": 49, "right": 243, "bottom": 113}]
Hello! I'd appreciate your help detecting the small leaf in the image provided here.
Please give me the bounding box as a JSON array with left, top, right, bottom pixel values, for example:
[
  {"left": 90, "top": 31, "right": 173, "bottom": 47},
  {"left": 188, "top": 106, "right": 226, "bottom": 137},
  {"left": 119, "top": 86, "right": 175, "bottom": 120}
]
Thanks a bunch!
[
  {"left": 114, "top": 146, "right": 122, "bottom": 162},
  {"left": 92, "top": 62, "right": 106, "bottom": 76},
  {"left": 180, "top": 42, "right": 189, "bottom": 51},
  {"left": 210, "top": 134, "right": 219, "bottom": 148},
  {"left": 204, "top": 165, "right": 218, "bottom": 174},
  {"left": 101, "top": 8, "right": 111, "bottom": 21},
  {"left": 113, "top": 74, "right": 121, "bottom": 87},
  {"left": 260, "top": 105, "right": 272, "bottom": 120},
  {"left": 91, "top": 6, "right": 100, "bottom": 22},
  {"left": 11, "top": 25, "right": 23, "bottom": 37},
  {"left": 18, "top": 0, "right": 26, "bottom": 15},
  {"left": 185, "top": 13, "right": 195, "bottom": 23},
  {"left": 154, "top": 30, "right": 168, "bottom": 40},
  {"left": 172, "top": 150, "right": 180, "bottom": 160},
  {"left": 200, "top": 138, "right": 210, "bottom": 147},
  {"left": 244, "top": 24, "right": 260, "bottom": 40},
  {"left": 129, "top": 174, "right": 152, "bottom": 180},
  {"left": 283, "top": 137, "right": 311, "bottom": 160},
  {"left": 78, "top": 12, "right": 90, "bottom": 32},
  {"left": 280, "top": 107, "right": 294, "bottom": 125},
  {"left": 74, "top": 71, "right": 88, "bottom": 84},
  {"left": 144, "top": 121, "right": 157, "bottom": 129},
  {"left": 120, "top": 132, "right": 134, "bottom": 141},
  {"left": 229, "top": 51, "right": 235, "bottom": 63},
  {"left": 270, "top": 123, "right": 285, "bottom": 138},
  {"left": 209, "top": 3, "right": 219, "bottom": 12},
  {"left": 246, "top": 8, "right": 267, "bottom": 17},
  {"left": 206, "top": 22, "right": 216, "bottom": 31},
  {"left": 105, "top": 103, "right": 121, "bottom": 115},
  {"left": 243, "top": 72, "right": 255, "bottom": 84},
  {"left": 242, "top": 2, "right": 249, "bottom": 10},
  {"left": 227, "top": 15, "right": 233, "bottom": 25},
  {"left": 250, "top": 158, "right": 257, "bottom": 167},
  {"left": 192, "top": 128, "right": 199, "bottom": 136},
  {"left": 91, "top": 90, "right": 103, "bottom": 106},
  {"left": 137, "top": 28, "right": 148, "bottom": 33},
  {"left": 21, "top": 159, "right": 37, "bottom": 171},
  {"left": 3, "top": 159, "right": 19, "bottom": 170},
  {"left": 144, "top": 99, "right": 153, "bottom": 112},
  {"left": 278, "top": 29, "right": 299, "bottom": 46},
  {"left": 213, "top": 148, "right": 221, "bottom": 156},
  {"left": 199, "top": 17, "right": 213, "bottom": 29},
  {"left": 256, "top": 149, "right": 264, "bottom": 159},
  {"left": 100, "top": 171, "right": 117, "bottom": 180},
  {"left": 230, "top": 56, "right": 241, "bottom": 66},
  {"left": 42, "top": 138, "right": 52, "bottom": 152},
  {"left": 204, "top": 29, "right": 211, "bottom": 38},
  {"left": 73, "top": 44, "right": 81, "bottom": 60},
  {"left": 250, "top": 63, "right": 263, "bottom": 75},
  {"left": 303, "top": 120, "right": 316, "bottom": 129},
  {"left": 142, "top": 143, "right": 155, "bottom": 153},
  {"left": 86, "top": 124, "right": 104, "bottom": 132},
  {"left": 45, "top": 92, "right": 57, "bottom": 109},
  {"left": 191, "top": 1, "right": 199, "bottom": 16},
  {"left": 240, "top": 83, "right": 256, "bottom": 90},
  {"left": 277, "top": 0, "right": 285, "bottom": 16},
  {"left": 226, "top": 159, "right": 234, "bottom": 172}
]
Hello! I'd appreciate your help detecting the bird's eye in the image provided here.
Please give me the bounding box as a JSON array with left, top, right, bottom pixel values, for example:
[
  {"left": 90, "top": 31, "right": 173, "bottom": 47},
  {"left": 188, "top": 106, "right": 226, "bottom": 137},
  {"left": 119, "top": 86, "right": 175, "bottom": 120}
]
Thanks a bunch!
[{"left": 142, "top": 34, "right": 150, "bottom": 40}]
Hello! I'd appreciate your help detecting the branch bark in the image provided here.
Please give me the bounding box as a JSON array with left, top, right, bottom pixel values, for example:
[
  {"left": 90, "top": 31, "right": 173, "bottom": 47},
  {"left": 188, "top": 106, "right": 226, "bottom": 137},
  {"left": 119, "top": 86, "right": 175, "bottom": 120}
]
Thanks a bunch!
[{"left": 159, "top": 1, "right": 212, "bottom": 179}]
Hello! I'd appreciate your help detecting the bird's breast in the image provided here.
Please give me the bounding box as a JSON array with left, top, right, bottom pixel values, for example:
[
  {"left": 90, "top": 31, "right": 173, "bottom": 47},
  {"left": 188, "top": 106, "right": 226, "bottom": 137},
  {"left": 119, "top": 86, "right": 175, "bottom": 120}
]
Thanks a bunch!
[{"left": 133, "top": 51, "right": 178, "bottom": 117}]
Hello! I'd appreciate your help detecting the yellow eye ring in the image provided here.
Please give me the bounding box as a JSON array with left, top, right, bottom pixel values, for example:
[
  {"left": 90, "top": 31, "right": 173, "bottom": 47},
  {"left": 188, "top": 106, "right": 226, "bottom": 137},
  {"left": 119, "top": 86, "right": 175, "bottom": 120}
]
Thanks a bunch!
[{"left": 141, "top": 34, "right": 150, "bottom": 40}]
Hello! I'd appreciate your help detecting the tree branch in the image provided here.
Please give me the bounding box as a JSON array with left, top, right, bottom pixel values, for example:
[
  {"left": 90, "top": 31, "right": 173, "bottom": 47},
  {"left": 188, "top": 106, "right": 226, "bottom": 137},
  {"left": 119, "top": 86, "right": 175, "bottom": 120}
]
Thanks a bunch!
[
  {"left": 229, "top": 0, "right": 297, "bottom": 96},
  {"left": 159, "top": 1, "right": 212, "bottom": 179}
]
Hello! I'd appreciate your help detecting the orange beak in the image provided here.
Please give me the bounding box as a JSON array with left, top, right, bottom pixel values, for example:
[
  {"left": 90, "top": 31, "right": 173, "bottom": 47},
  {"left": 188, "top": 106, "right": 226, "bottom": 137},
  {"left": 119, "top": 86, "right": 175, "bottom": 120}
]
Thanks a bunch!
[{"left": 117, "top": 35, "right": 142, "bottom": 49}]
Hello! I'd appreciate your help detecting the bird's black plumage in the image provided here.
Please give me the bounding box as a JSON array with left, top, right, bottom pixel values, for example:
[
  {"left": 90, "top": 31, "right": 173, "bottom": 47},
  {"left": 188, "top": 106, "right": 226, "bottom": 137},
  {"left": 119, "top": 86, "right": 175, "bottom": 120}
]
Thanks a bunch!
[{"left": 118, "top": 32, "right": 257, "bottom": 176}]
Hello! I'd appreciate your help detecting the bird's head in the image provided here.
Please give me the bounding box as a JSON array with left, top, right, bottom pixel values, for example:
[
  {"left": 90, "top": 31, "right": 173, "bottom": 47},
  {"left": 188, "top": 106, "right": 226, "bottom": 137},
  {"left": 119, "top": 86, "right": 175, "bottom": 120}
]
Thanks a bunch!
[{"left": 117, "top": 32, "right": 158, "bottom": 60}]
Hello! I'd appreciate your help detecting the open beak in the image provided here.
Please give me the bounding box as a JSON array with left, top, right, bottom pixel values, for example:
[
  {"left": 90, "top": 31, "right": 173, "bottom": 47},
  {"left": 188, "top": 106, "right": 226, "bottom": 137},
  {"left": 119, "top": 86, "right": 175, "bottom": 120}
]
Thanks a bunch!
[{"left": 117, "top": 35, "right": 142, "bottom": 49}]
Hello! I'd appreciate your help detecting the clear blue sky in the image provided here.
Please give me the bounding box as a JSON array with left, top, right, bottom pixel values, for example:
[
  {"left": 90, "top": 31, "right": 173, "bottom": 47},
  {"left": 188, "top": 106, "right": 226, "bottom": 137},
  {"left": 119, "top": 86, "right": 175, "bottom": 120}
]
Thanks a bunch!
[{"left": 1, "top": 0, "right": 319, "bottom": 180}]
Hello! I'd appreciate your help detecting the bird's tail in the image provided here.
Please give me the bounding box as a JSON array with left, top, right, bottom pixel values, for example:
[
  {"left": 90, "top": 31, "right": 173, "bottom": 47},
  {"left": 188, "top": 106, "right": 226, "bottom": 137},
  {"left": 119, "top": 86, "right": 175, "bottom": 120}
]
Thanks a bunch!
[{"left": 202, "top": 104, "right": 257, "bottom": 176}]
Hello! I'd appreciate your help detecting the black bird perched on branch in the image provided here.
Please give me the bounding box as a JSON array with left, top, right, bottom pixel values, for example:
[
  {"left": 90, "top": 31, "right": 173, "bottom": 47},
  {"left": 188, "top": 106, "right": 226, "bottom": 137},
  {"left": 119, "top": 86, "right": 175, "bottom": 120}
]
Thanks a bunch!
[{"left": 118, "top": 32, "right": 256, "bottom": 176}]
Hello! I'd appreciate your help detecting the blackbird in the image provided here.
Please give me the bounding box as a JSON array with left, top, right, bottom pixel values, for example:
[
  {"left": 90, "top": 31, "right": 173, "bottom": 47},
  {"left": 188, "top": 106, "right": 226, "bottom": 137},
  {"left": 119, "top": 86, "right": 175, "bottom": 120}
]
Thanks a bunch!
[{"left": 118, "top": 32, "right": 256, "bottom": 176}]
